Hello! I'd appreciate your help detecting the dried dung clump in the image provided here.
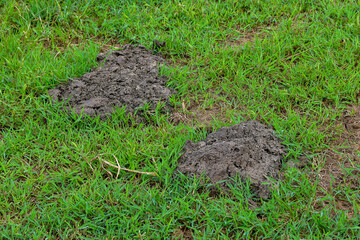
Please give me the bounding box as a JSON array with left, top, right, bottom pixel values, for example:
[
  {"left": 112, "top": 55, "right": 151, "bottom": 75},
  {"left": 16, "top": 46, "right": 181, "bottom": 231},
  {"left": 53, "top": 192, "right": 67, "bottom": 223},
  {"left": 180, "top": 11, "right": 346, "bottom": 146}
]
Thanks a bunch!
[
  {"left": 177, "top": 120, "right": 287, "bottom": 199},
  {"left": 48, "top": 44, "right": 175, "bottom": 120}
]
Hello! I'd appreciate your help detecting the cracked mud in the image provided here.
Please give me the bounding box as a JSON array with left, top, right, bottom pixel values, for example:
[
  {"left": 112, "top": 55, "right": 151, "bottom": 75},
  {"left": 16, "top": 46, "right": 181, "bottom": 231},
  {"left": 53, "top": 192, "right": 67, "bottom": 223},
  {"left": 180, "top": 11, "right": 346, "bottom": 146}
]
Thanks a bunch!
[
  {"left": 177, "top": 120, "right": 287, "bottom": 199},
  {"left": 48, "top": 44, "right": 175, "bottom": 120}
]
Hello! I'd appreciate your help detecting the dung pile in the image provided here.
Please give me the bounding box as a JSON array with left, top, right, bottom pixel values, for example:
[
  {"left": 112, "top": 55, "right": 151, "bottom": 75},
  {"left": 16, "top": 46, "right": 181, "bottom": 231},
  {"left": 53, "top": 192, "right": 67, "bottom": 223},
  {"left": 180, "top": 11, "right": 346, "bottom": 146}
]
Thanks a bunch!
[
  {"left": 49, "top": 44, "right": 175, "bottom": 120},
  {"left": 177, "top": 120, "right": 287, "bottom": 199}
]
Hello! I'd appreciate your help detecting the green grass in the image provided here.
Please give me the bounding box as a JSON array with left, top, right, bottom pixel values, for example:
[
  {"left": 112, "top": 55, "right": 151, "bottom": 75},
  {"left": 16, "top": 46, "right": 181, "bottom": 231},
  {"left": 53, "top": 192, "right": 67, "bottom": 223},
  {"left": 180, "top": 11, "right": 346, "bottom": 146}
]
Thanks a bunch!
[{"left": 1, "top": 0, "right": 360, "bottom": 238}]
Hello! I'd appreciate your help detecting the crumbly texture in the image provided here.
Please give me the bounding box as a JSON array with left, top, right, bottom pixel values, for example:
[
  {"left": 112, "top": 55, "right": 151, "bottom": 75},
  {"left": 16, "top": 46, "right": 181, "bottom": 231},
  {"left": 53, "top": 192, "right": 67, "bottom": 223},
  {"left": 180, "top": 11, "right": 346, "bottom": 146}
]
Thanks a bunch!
[
  {"left": 176, "top": 120, "right": 287, "bottom": 199},
  {"left": 48, "top": 44, "right": 175, "bottom": 120}
]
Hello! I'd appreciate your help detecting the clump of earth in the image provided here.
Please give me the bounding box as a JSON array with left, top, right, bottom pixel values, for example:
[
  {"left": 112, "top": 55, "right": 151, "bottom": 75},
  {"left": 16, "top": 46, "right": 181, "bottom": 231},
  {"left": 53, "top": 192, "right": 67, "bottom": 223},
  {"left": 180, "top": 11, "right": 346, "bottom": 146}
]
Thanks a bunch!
[
  {"left": 48, "top": 44, "right": 175, "bottom": 120},
  {"left": 176, "top": 120, "right": 287, "bottom": 199}
]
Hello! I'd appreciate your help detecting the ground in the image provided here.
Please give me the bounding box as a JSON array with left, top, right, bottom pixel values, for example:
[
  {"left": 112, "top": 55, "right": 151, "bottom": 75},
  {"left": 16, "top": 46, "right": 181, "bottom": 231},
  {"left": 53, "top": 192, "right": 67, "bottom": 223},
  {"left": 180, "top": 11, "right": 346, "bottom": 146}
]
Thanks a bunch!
[{"left": 0, "top": 0, "right": 359, "bottom": 239}]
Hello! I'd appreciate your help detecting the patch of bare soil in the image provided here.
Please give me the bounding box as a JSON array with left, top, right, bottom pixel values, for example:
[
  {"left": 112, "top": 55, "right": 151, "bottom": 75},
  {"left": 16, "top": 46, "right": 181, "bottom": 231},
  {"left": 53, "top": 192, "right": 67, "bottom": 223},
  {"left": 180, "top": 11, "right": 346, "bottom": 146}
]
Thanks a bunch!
[
  {"left": 226, "top": 30, "right": 261, "bottom": 48},
  {"left": 171, "top": 100, "right": 229, "bottom": 128},
  {"left": 176, "top": 120, "right": 287, "bottom": 199},
  {"left": 49, "top": 44, "right": 176, "bottom": 120},
  {"left": 313, "top": 106, "right": 360, "bottom": 216},
  {"left": 173, "top": 227, "right": 194, "bottom": 240},
  {"left": 225, "top": 24, "right": 277, "bottom": 49}
]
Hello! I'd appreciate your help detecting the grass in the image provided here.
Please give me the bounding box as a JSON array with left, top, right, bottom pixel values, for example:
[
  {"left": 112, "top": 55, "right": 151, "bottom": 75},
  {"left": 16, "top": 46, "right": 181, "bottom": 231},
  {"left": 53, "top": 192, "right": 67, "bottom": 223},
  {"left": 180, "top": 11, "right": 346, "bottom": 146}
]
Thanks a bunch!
[{"left": 1, "top": 0, "right": 360, "bottom": 238}]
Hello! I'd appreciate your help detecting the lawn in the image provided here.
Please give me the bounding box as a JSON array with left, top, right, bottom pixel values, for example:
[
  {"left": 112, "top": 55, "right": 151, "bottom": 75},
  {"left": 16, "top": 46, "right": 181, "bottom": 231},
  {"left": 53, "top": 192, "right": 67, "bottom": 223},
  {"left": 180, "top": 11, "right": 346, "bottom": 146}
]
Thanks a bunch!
[{"left": 1, "top": 0, "right": 360, "bottom": 239}]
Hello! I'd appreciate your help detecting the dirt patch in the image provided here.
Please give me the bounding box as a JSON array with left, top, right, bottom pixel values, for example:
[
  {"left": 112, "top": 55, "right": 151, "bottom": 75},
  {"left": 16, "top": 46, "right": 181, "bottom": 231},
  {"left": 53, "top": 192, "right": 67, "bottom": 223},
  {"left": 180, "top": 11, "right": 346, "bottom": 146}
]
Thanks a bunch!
[
  {"left": 226, "top": 30, "right": 259, "bottom": 48},
  {"left": 173, "top": 227, "right": 194, "bottom": 240},
  {"left": 313, "top": 151, "right": 359, "bottom": 217},
  {"left": 313, "top": 105, "right": 360, "bottom": 215},
  {"left": 225, "top": 24, "right": 276, "bottom": 49},
  {"left": 48, "top": 44, "right": 176, "bottom": 120},
  {"left": 170, "top": 93, "right": 245, "bottom": 129},
  {"left": 171, "top": 100, "right": 228, "bottom": 127},
  {"left": 176, "top": 120, "right": 287, "bottom": 199},
  {"left": 342, "top": 105, "right": 360, "bottom": 150}
]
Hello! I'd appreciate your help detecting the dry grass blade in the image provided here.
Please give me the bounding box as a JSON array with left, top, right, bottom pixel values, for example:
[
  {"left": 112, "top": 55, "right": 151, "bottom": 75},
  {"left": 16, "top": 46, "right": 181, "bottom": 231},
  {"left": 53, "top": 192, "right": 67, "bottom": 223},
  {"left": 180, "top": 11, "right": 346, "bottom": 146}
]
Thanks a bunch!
[{"left": 90, "top": 153, "right": 158, "bottom": 178}]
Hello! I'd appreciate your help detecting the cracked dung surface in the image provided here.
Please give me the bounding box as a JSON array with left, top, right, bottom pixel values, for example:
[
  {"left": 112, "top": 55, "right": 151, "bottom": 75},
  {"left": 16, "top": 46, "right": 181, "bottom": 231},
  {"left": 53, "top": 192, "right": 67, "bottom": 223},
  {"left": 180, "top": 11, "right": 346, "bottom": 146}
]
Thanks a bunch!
[
  {"left": 48, "top": 44, "right": 175, "bottom": 120},
  {"left": 177, "top": 120, "right": 287, "bottom": 199}
]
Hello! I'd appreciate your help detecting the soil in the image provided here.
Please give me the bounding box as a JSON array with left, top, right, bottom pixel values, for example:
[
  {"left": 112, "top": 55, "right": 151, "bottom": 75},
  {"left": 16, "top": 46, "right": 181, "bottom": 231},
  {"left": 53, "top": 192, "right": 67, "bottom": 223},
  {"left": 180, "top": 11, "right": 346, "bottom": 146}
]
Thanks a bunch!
[
  {"left": 225, "top": 24, "right": 277, "bottom": 49},
  {"left": 312, "top": 105, "right": 360, "bottom": 215},
  {"left": 176, "top": 120, "right": 287, "bottom": 199},
  {"left": 173, "top": 227, "right": 194, "bottom": 240},
  {"left": 171, "top": 100, "right": 228, "bottom": 127},
  {"left": 48, "top": 44, "right": 175, "bottom": 120}
]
